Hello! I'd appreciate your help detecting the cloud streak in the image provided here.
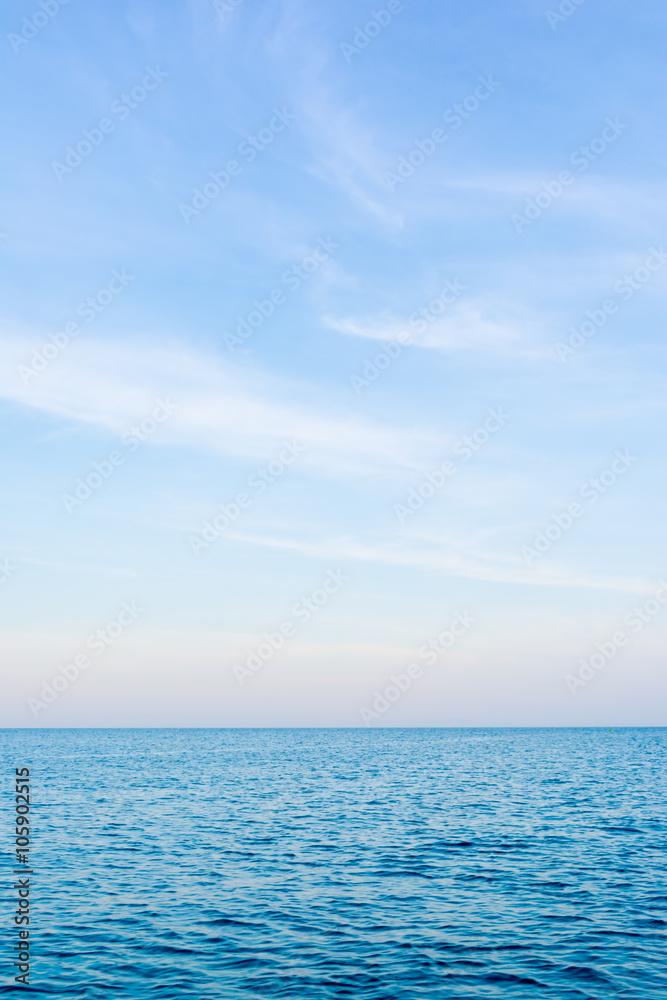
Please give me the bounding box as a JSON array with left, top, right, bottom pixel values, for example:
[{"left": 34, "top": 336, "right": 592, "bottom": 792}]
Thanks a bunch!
[{"left": 0, "top": 334, "right": 440, "bottom": 477}]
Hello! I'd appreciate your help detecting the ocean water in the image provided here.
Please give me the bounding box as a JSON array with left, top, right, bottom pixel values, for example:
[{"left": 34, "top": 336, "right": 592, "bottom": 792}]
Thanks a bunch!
[{"left": 2, "top": 727, "right": 666, "bottom": 999}]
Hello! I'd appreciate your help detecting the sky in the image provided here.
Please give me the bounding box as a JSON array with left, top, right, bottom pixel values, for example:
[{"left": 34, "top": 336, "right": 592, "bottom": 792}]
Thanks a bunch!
[{"left": 1, "top": 0, "right": 666, "bottom": 727}]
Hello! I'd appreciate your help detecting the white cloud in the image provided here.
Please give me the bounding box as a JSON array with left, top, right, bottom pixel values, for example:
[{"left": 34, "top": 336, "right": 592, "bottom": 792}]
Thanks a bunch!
[
  {"left": 222, "top": 526, "right": 654, "bottom": 595},
  {"left": 324, "top": 298, "right": 549, "bottom": 357},
  {"left": 0, "top": 333, "right": 439, "bottom": 478}
]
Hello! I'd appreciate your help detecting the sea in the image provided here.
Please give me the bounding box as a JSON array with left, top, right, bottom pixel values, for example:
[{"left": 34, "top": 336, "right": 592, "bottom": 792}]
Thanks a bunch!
[{"left": 2, "top": 727, "right": 666, "bottom": 998}]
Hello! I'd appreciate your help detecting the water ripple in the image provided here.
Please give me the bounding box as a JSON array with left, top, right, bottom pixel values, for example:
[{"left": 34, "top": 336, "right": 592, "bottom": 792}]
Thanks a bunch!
[{"left": 1, "top": 727, "right": 665, "bottom": 998}]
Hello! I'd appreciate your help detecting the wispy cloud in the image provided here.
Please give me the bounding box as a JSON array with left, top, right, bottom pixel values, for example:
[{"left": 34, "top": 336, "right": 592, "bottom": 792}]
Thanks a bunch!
[
  {"left": 324, "top": 298, "right": 550, "bottom": 357},
  {"left": 219, "top": 525, "right": 654, "bottom": 595},
  {"left": 0, "top": 334, "right": 441, "bottom": 477}
]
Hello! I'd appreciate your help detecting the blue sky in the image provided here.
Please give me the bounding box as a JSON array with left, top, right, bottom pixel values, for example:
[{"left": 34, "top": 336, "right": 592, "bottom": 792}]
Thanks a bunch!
[{"left": 1, "top": 0, "right": 666, "bottom": 726}]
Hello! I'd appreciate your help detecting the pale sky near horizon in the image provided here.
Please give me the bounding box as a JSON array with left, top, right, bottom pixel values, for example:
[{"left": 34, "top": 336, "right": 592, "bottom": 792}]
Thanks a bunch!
[{"left": 1, "top": 0, "right": 666, "bottom": 727}]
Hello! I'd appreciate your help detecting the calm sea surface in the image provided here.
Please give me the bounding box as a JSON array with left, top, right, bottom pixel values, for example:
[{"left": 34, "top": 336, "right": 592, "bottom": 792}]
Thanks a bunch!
[{"left": 2, "top": 728, "right": 666, "bottom": 998}]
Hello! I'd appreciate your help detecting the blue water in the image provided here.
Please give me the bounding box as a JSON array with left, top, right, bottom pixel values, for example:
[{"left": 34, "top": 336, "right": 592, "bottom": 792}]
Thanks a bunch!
[{"left": 2, "top": 728, "right": 666, "bottom": 998}]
